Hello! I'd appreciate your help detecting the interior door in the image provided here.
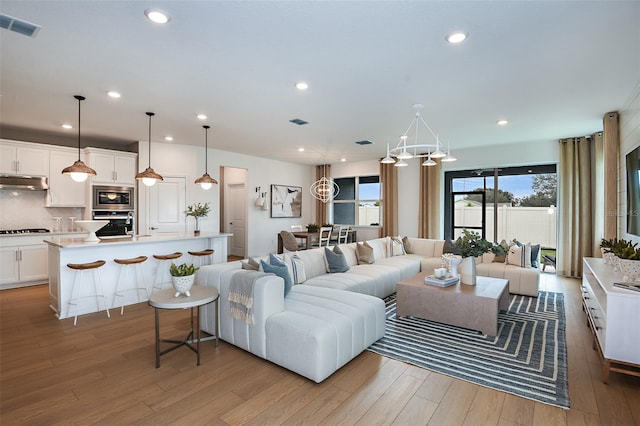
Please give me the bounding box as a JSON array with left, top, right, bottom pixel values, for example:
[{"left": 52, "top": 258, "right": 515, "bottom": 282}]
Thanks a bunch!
[
  {"left": 148, "top": 176, "right": 187, "bottom": 234},
  {"left": 225, "top": 182, "right": 246, "bottom": 257}
]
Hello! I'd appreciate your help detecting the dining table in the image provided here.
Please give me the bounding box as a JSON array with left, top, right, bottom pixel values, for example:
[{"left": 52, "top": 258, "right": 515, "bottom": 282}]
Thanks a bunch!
[{"left": 277, "top": 229, "right": 357, "bottom": 253}]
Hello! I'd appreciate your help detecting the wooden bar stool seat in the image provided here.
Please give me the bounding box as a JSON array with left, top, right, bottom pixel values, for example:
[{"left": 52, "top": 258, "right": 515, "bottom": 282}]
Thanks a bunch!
[
  {"left": 67, "top": 260, "right": 110, "bottom": 325},
  {"left": 113, "top": 256, "right": 149, "bottom": 315},
  {"left": 152, "top": 252, "right": 183, "bottom": 293},
  {"left": 188, "top": 249, "right": 214, "bottom": 267}
]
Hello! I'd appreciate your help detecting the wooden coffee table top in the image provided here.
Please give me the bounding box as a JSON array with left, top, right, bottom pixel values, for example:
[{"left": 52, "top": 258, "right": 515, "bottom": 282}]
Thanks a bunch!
[{"left": 398, "top": 272, "right": 508, "bottom": 300}]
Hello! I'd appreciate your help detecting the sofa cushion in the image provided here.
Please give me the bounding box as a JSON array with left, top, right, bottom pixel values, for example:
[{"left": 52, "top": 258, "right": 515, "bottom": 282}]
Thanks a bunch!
[
  {"left": 402, "top": 236, "right": 413, "bottom": 254},
  {"left": 356, "top": 242, "right": 375, "bottom": 264},
  {"left": 261, "top": 259, "right": 293, "bottom": 296},
  {"left": 284, "top": 252, "right": 306, "bottom": 284},
  {"left": 507, "top": 243, "right": 531, "bottom": 267},
  {"left": 336, "top": 243, "right": 358, "bottom": 266},
  {"left": 325, "top": 247, "right": 350, "bottom": 273},
  {"left": 295, "top": 247, "right": 330, "bottom": 280},
  {"left": 390, "top": 236, "right": 406, "bottom": 256},
  {"left": 367, "top": 237, "right": 390, "bottom": 259},
  {"left": 241, "top": 257, "right": 260, "bottom": 270}
]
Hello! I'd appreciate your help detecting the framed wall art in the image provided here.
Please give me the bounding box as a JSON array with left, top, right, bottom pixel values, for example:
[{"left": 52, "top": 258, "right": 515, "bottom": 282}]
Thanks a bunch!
[{"left": 271, "top": 184, "right": 302, "bottom": 218}]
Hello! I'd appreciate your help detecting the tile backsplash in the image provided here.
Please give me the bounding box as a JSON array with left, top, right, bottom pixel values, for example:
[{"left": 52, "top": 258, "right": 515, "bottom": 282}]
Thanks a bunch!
[{"left": 0, "top": 190, "right": 84, "bottom": 231}]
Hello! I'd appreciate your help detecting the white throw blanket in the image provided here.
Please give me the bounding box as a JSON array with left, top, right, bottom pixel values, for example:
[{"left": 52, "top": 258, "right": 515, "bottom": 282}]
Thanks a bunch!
[{"left": 228, "top": 271, "right": 267, "bottom": 324}]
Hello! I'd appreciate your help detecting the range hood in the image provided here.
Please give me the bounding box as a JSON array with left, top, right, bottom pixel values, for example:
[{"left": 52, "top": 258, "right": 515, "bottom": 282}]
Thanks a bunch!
[{"left": 0, "top": 175, "right": 49, "bottom": 190}]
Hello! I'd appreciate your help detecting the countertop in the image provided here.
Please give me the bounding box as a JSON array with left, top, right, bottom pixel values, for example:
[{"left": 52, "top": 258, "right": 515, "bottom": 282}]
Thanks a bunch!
[
  {"left": 44, "top": 232, "right": 232, "bottom": 248},
  {"left": 0, "top": 230, "right": 87, "bottom": 239}
]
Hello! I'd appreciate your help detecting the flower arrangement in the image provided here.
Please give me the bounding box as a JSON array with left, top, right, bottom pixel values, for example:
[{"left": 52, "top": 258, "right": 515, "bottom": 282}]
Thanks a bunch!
[
  {"left": 184, "top": 202, "right": 211, "bottom": 218},
  {"left": 453, "top": 229, "right": 494, "bottom": 258}
]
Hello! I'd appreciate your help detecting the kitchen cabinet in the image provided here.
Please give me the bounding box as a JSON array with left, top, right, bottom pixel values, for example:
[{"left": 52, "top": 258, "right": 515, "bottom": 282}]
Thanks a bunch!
[
  {"left": 86, "top": 148, "right": 137, "bottom": 185},
  {"left": 0, "top": 141, "right": 49, "bottom": 176},
  {"left": 46, "top": 149, "right": 87, "bottom": 207},
  {"left": 0, "top": 240, "right": 48, "bottom": 288}
]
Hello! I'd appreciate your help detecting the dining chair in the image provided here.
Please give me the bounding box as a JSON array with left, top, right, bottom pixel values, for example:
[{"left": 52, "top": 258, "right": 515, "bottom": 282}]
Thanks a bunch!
[
  {"left": 318, "top": 226, "right": 333, "bottom": 247},
  {"left": 337, "top": 226, "right": 350, "bottom": 244}
]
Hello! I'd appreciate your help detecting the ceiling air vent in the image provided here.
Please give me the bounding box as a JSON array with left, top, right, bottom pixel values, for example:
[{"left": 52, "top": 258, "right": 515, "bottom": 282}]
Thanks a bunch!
[
  {"left": 0, "top": 14, "right": 41, "bottom": 37},
  {"left": 289, "top": 118, "right": 308, "bottom": 126},
  {"left": 355, "top": 140, "right": 373, "bottom": 145}
]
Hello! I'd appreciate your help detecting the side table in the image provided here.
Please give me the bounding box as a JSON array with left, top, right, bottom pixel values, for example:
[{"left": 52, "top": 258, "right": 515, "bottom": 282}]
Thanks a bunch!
[{"left": 148, "top": 285, "right": 219, "bottom": 367}]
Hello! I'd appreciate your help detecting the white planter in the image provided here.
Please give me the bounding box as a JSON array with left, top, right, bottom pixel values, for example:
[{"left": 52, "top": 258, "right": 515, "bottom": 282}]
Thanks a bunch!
[
  {"left": 459, "top": 256, "right": 477, "bottom": 286},
  {"left": 618, "top": 259, "right": 640, "bottom": 283},
  {"left": 171, "top": 274, "right": 195, "bottom": 297}
]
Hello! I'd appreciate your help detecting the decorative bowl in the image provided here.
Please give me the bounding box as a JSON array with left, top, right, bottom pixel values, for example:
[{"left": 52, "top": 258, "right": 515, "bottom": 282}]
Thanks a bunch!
[
  {"left": 75, "top": 220, "right": 109, "bottom": 243},
  {"left": 618, "top": 258, "right": 640, "bottom": 283}
]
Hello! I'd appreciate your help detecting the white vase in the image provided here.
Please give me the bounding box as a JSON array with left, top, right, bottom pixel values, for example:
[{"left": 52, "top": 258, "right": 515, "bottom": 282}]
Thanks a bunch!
[
  {"left": 618, "top": 259, "right": 640, "bottom": 283},
  {"left": 459, "top": 256, "right": 477, "bottom": 285},
  {"left": 172, "top": 274, "right": 195, "bottom": 297}
]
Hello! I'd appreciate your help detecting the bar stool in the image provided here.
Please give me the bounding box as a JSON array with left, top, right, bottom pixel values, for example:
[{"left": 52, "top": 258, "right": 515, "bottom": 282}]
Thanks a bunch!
[
  {"left": 113, "top": 256, "right": 149, "bottom": 315},
  {"left": 66, "top": 260, "right": 111, "bottom": 326},
  {"left": 188, "top": 249, "right": 214, "bottom": 267},
  {"left": 151, "top": 252, "right": 183, "bottom": 293}
]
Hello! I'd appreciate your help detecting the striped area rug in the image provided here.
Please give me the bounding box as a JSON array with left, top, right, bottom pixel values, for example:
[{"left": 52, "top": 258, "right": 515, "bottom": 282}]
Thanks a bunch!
[{"left": 368, "top": 291, "right": 569, "bottom": 408}]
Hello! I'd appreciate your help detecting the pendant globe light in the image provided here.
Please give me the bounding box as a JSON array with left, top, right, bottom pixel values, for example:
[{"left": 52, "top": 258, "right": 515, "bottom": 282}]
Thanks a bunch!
[
  {"left": 194, "top": 125, "right": 218, "bottom": 190},
  {"left": 310, "top": 163, "right": 339, "bottom": 203},
  {"left": 136, "top": 112, "right": 163, "bottom": 186},
  {"left": 62, "top": 95, "right": 97, "bottom": 182}
]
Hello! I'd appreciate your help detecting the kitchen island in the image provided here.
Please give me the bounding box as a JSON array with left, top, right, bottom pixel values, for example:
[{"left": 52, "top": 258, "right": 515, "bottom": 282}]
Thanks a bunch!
[{"left": 45, "top": 232, "right": 231, "bottom": 320}]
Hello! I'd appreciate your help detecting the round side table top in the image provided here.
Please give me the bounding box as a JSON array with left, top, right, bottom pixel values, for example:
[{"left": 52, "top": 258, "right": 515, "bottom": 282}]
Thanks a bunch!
[{"left": 148, "top": 285, "right": 218, "bottom": 309}]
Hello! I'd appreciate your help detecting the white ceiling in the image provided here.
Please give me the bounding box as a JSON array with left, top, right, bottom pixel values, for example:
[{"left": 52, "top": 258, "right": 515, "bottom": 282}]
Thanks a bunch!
[{"left": 1, "top": 1, "right": 638, "bottom": 165}]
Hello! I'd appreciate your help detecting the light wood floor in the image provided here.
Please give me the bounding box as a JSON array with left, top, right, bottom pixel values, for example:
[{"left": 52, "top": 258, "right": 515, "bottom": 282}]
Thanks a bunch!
[{"left": 1, "top": 273, "right": 639, "bottom": 425}]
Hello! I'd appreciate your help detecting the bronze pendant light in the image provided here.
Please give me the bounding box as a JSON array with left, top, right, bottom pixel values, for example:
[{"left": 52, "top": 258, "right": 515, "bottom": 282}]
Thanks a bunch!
[
  {"left": 62, "top": 95, "right": 97, "bottom": 182},
  {"left": 135, "top": 112, "right": 163, "bottom": 186},
  {"left": 194, "top": 125, "right": 218, "bottom": 190}
]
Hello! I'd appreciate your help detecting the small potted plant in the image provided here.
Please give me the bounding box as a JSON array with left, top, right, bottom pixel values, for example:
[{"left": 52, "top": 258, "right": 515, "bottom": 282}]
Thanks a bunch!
[
  {"left": 453, "top": 230, "right": 494, "bottom": 285},
  {"left": 169, "top": 263, "right": 199, "bottom": 297},
  {"left": 306, "top": 223, "right": 319, "bottom": 233},
  {"left": 184, "top": 202, "right": 211, "bottom": 235},
  {"left": 610, "top": 239, "right": 640, "bottom": 282},
  {"left": 600, "top": 238, "right": 614, "bottom": 264}
]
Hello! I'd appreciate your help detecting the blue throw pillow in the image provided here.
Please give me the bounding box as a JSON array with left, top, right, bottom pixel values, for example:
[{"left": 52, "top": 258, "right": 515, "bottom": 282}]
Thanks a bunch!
[
  {"left": 261, "top": 259, "right": 292, "bottom": 296},
  {"left": 324, "top": 247, "right": 350, "bottom": 273},
  {"left": 530, "top": 244, "right": 540, "bottom": 268},
  {"left": 269, "top": 253, "right": 286, "bottom": 267}
]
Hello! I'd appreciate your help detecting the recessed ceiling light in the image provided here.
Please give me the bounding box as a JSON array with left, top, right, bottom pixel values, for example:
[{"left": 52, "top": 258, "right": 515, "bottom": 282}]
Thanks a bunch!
[
  {"left": 107, "top": 91, "right": 121, "bottom": 98},
  {"left": 446, "top": 31, "right": 468, "bottom": 44},
  {"left": 340, "top": 158, "right": 346, "bottom": 162},
  {"left": 197, "top": 114, "right": 207, "bottom": 120},
  {"left": 62, "top": 124, "right": 72, "bottom": 129},
  {"left": 165, "top": 136, "right": 173, "bottom": 141},
  {"left": 145, "top": 9, "right": 170, "bottom": 24},
  {"left": 298, "top": 147, "right": 305, "bottom": 152},
  {"left": 295, "top": 81, "right": 309, "bottom": 90},
  {"left": 497, "top": 119, "right": 509, "bottom": 126}
]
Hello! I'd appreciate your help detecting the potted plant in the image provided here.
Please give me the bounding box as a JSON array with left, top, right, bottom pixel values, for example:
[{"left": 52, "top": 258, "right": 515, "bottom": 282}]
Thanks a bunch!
[
  {"left": 600, "top": 238, "right": 614, "bottom": 264},
  {"left": 169, "top": 262, "right": 199, "bottom": 297},
  {"left": 610, "top": 239, "right": 640, "bottom": 281},
  {"left": 453, "top": 230, "right": 494, "bottom": 285},
  {"left": 306, "top": 223, "right": 319, "bottom": 233},
  {"left": 184, "top": 202, "right": 211, "bottom": 235}
]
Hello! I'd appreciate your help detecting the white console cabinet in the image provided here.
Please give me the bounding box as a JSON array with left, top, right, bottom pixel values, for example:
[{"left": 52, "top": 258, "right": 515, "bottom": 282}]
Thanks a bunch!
[
  {"left": 86, "top": 148, "right": 136, "bottom": 185},
  {"left": 581, "top": 257, "right": 640, "bottom": 382}
]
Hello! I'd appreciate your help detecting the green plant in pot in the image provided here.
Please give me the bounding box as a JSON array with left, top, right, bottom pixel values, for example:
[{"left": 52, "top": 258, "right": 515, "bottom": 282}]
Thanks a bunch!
[
  {"left": 453, "top": 230, "right": 494, "bottom": 286},
  {"left": 610, "top": 239, "right": 640, "bottom": 282},
  {"left": 184, "top": 202, "right": 210, "bottom": 235},
  {"left": 169, "top": 263, "right": 199, "bottom": 297},
  {"left": 306, "top": 223, "right": 319, "bottom": 233}
]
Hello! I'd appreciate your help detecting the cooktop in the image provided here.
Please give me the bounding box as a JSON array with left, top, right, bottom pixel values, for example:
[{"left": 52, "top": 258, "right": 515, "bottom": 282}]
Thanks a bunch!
[{"left": 0, "top": 228, "right": 51, "bottom": 235}]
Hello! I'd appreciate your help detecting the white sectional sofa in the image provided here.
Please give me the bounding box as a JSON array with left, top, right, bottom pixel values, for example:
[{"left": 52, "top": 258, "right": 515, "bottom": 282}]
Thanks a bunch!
[{"left": 197, "top": 236, "right": 540, "bottom": 383}]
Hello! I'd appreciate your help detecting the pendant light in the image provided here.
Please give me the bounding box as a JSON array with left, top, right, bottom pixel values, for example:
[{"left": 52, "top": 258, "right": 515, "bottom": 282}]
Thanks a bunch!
[
  {"left": 135, "top": 112, "right": 163, "bottom": 186},
  {"left": 62, "top": 95, "right": 97, "bottom": 182},
  {"left": 194, "top": 125, "right": 218, "bottom": 190}
]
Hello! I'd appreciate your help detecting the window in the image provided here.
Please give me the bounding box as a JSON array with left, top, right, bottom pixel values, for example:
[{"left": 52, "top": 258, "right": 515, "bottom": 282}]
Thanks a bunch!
[{"left": 332, "top": 175, "right": 380, "bottom": 225}]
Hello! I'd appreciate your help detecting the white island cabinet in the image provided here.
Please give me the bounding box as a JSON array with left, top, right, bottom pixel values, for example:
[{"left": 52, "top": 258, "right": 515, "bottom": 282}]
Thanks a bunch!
[{"left": 45, "top": 232, "right": 231, "bottom": 320}]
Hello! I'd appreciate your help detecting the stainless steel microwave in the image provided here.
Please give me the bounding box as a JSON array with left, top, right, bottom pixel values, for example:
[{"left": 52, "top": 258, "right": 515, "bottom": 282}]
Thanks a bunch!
[{"left": 92, "top": 185, "right": 134, "bottom": 210}]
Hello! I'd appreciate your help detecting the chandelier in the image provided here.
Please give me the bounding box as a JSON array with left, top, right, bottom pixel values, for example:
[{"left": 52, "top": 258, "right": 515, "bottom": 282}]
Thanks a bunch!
[
  {"left": 381, "top": 104, "right": 457, "bottom": 167},
  {"left": 310, "top": 163, "right": 339, "bottom": 203}
]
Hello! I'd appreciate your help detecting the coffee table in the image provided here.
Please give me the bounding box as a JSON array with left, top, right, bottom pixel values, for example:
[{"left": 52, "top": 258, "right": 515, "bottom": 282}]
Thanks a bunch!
[{"left": 396, "top": 273, "right": 509, "bottom": 336}]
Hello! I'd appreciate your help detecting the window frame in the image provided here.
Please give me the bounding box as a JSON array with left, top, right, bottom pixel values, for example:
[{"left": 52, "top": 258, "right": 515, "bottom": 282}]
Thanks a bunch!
[{"left": 331, "top": 175, "right": 381, "bottom": 226}]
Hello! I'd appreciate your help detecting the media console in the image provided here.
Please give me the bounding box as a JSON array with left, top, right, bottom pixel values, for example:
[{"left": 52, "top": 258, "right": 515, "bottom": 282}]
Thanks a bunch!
[{"left": 581, "top": 257, "right": 640, "bottom": 382}]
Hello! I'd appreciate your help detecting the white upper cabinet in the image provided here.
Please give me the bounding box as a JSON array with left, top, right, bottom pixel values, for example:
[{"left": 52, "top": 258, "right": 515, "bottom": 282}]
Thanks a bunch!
[
  {"left": 86, "top": 148, "right": 137, "bottom": 185},
  {"left": 0, "top": 141, "right": 49, "bottom": 176},
  {"left": 46, "top": 149, "right": 87, "bottom": 207}
]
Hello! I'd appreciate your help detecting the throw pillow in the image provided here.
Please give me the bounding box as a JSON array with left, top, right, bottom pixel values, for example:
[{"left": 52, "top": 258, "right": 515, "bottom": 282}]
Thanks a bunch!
[
  {"left": 390, "top": 236, "right": 405, "bottom": 256},
  {"left": 284, "top": 252, "right": 307, "bottom": 284},
  {"left": 443, "top": 239, "right": 456, "bottom": 254},
  {"left": 356, "top": 241, "right": 375, "bottom": 264},
  {"left": 506, "top": 243, "right": 531, "bottom": 268},
  {"left": 324, "top": 247, "right": 350, "bottom": 273},
  {"left": 530, "top": 243, "right": 540, "bottom": 268},
  {"left": 260, "top": 259, "right": 293, "bottom": 296},
  {"left": 241, "top": 257, "right": 260, "bottom": 270},
  {"left": 493, "top": 254, "right": 507, "bottom": 263},
  {"left": 269, "top": 253, "right": 286, "bottom": 267},
  {"left": 401, "top": 236, "right": 413, "bottom": 254}
]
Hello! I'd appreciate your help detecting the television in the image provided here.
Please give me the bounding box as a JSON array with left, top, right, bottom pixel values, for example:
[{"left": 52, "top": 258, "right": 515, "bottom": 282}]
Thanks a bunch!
[{"left": 627, "top": 145, "right": 640, "bottom": 236}]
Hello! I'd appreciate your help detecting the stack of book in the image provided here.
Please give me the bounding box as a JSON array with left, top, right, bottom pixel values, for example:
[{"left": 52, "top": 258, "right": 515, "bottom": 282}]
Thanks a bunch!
[{"left": 424, "top": 275, "right": 459, "bottom": 287}]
